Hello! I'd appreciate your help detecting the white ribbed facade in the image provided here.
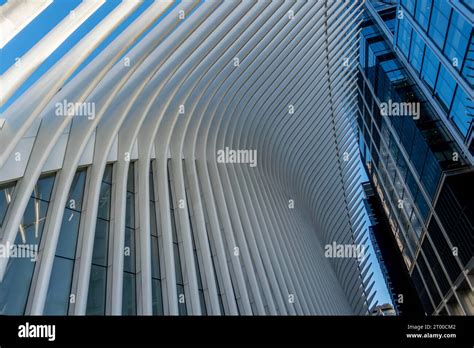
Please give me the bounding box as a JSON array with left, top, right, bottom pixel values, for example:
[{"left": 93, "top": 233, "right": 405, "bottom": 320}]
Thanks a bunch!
[{"left": 0, "top": 0, "right": 374, "bottom": 315}]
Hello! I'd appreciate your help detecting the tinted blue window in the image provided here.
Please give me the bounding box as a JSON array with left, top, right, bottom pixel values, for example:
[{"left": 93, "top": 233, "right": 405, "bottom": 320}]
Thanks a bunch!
[
  {"left": 415, "top": 190, "right": 430, "bottom": 221},
  {"left": 428, "top": 0, "right": 451, "bottom": 49},
  {"left": 462, "top": 35, "right": 473, "bottom": 87},
  {"left": 31, "top": 174, "right": 55, "bottom": 202},
  {"left": 434, "top": 65, "right": 456, "bottom": 111},
  {"left": 421, "top": 151, "right": 441, "bottom": 198},
  {"left": 450, "top": 87, "right": 473, "bottom": 137},
  {"left": 397, "top": 18, "right": 412, "bottom": 58},
  {"left": 415, "top": 0, "right": 433, "bottom": 31},
  {"left": 0, "top": 254, "right": 35, "bottom": 314},
  {"left": 411, "top": 131, "right": 428, "bottom": 175},
  {"left": 460, "top": 0, "right": 474, "bottom": 11},
  {"left": 409, "top": 30, "right": 425, "bottom": 73},
  {"left": 396, "top": 151, "right": 409, "bottom": 181},
  {"left": 444, "top": 11, "right": 470, "bottom": 73},
  {"left": 43, "top": 257, "right": 74, "bottom": 315},
  {"left": 401, "top": 0, "right": 416, "bottom": 15},
  {"left": 421, "top": 47, "right": 440, "bottom": 91},
  {"left": 399, "top": 117, "right": 416, "bottom": 151},
  {"left": 55, "top": 208, "right": 80, "bottom": 259}
]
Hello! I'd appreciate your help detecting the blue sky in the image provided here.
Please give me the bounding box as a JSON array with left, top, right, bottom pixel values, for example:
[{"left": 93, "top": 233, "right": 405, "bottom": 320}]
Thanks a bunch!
[{"left": 1, "top": 0, "right": 182, "bottom": 112}]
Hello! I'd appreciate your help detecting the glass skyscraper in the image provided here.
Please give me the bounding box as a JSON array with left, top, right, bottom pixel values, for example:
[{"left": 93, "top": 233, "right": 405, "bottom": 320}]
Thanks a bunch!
[{"left": 358, "top": 0, "right": 473, "bottom": 315}]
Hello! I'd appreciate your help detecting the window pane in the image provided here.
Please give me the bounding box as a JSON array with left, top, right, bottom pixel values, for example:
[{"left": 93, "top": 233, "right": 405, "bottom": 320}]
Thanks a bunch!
[
  {"left": 151, "top": 236, "right": 161, "bottom": 279},
  {"left": 428, "top": 0, "right": 451, "bottom": 49},
  {"left": 124, "top": 228, "right": 136, "bottom": 273},
  {"left": 174, "top": 243, "right": 183, "bottom": 285},
  {"left": 150, "top": 201, "right": 158, "bottom": 236},
  {"left": 127, "top": 163, "right": 135, "bottom": 193},
  {"left": 450, "top": 87, "right": 473, "bottom": 137},
  {"left": 401, "top": 0, "right": 415, "bottom": 15},
  {"left": 92, "top": 219, "right": 109, "bottom": 267},
  {"left": 97, "top": 183, "right": 111, "bottom": 220},
  {"left": 444, "top": 12, "right": 470, "bottom": 73},
  {"left": 67, "top": 170, "right": 86, "bottom": 212},
  {"left": 434, "top": 65, "right": 456, "bottom": 111},
  {"left": 409, "top": 30, "right": 425, "bottom": 73},
  {"left": 56, "top": 208, "right": 80, "bottom": 259},
  {"left": 16, "top": 198, "right": 48, "bottom": 246},
  {"left": 421, "top": 47, "right": 440, "bottom": 91},
  {"left": 199, "top": 290, "right": 207, "bottom": 315},
  {"left": 0, "top": 253, "right": 35, "bottom": 314},
  {"left": 396, "top": 18, "right": 412, "bottom": 58},
  {"left": 102, "top": 164, "right": 113, "bottom": 184},
  {"left": 44, "top": 257, "right": 74, "bottom": 315},
  {"left": 415, "top": 0, "right": 432, "bottom": 31},
  {"left": 149, "top": 168, "right": 155, "bottom": 201},
  {"left": 86, "top": 265, "right": 106, "bottom": 315},
  {"left": 122, "top": 272, "right": 136, "bottom": 315},
  {"left": 125, "top": 191, "right": 135, "bottom": 229},
  {"left": 152, "top": 279, "right": 164, "bottom": 315},
  {"left": 32, "top": 175, "right": 55, "bottom": 202}
]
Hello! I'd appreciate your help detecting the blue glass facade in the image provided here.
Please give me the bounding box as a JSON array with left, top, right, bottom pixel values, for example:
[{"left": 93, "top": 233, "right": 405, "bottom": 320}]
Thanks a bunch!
[
  {"left": 397, "top": 0, "right": 473, "bottom": 142},
  {"left": 358, "top": 1, "right": 473, "bottom": 315}
]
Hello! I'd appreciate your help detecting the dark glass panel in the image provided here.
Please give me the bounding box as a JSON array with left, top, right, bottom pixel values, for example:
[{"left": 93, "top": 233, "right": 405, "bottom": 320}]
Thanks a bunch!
[
  {"left": 43, "top": 257, "right": 74, "bottom": 315},
  {"left": 86, "top": 265, "right": 106, "bottom": 315},
  {"left": 55, "top": 208, "right": 80, "bottom": 259}
]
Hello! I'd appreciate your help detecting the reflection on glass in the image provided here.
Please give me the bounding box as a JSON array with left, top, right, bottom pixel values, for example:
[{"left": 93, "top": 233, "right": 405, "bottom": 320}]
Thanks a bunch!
[
  {"left": 86, "top": 165, "right": 112, "bottom": 315},
  {"left": 44, "top": 169, "right": 86, "bottom": 315},
  {"left": 0, "top": 182, "right": 15, "bottom": 227},
  {"left": 0, "top": 175, "right": 55, "bottom": 314}
]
